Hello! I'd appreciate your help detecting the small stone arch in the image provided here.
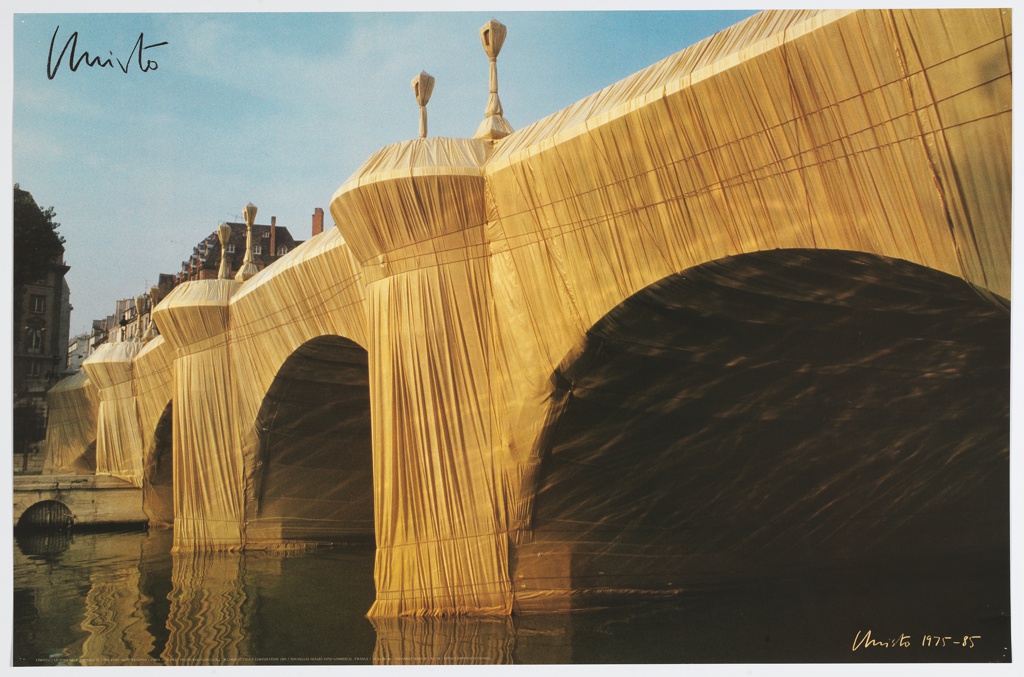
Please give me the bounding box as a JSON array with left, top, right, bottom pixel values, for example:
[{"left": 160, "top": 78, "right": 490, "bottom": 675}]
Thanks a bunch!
[{"left": 16, "top": 500, "right": 75, "bottom": 531}]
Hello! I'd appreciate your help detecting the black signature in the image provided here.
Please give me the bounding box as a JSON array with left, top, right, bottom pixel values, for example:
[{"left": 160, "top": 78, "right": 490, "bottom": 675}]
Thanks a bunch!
[{"left": 47, "top": 26, "right": 168, "bottom": 80}]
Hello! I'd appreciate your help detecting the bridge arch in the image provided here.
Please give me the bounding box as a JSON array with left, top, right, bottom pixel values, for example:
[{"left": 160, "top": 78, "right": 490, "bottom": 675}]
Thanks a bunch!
[
  {"left": 134, "top": 334, "right": 175, "bottom": 527},
  {"left": 242, "top": 334, "right": 375, "bottom": 548},
  {"left": 511, "top": 248, "right": 1009, "bottom": 611},
  {"left": 16, "top": 500, "right": 75, "bottom": 531}
]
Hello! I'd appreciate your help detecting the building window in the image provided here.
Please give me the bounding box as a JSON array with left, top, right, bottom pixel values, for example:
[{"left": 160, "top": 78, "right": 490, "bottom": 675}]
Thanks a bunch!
[
  {"left": 226, "top": 244, "right": 235, "bottom": 254},
  {"left": 277, "top": 246, "right": 288, "bottom": 256},
  {"left": 29, "top": 360, "right": 42, "bottom": 376},
  {"left": 30, "top": 295, "right": 45, "bottom": 314},
  {"left": 253, "top": 245, "right": 262, "bottom": 255},
  {"left": 27, "top": 328, "right": 43, "bottom": 354},
  {"left": 262, "top": 231, "right": 270, "bottom": 239}
]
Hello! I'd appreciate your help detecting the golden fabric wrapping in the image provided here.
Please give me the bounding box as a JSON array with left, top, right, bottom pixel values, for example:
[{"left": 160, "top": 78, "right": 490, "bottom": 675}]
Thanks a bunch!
[
  {"left": 484, "top": 7, "right": 1008, "bottom": 611},
  {"left": 43, "top": 8, "right": 1009, "bottom": 618},
  {"left": 334, "top": 137, "right": 513, "bottom": 616},
  {"left": 43, "top": 371, "right": 99, "bottom": 475},
  {"left": 483, "top": 7, "right": 1012, "bottom": 571},
  {"left": 230, "top": 230, "right": 371, "bottom": 548},
  {"left": 153, "top": 280, "right": 244, "bottom": 551},
  {"left": 134, "top": 336, "right": 175, "bottom": 526},
  {"left": 81, "top": 341, "right": 145, "bottom": 486},
  {"left": 135, "top": 336, "right": 174, "bottom": 455}
]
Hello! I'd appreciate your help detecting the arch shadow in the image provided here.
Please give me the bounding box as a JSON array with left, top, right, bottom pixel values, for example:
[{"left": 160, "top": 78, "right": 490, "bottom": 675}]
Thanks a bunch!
[
  {"left": 244, "top": 335, "right": 375, "bottom": 548},
  {"left": 513, "top": 249, "right": 1010, "bottom": 612},
  {"left": 143, "top": 401, "right": 175, "bottom": 528}
]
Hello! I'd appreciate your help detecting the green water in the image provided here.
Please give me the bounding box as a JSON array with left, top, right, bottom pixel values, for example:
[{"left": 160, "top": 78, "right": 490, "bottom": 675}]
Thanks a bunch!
[{"left": 12, "top": 528, "right": 1010, "bottom": 665}]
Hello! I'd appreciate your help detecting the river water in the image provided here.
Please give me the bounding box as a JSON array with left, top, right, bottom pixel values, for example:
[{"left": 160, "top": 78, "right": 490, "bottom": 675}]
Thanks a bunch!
[{"left": 12, "top": 527, "right": 1010, "bottom": 665}]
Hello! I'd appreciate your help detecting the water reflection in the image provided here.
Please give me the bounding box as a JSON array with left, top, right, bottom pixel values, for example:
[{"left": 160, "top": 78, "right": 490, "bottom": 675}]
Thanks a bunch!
[
  {"left": 12, "top": 529, "right": 1011, "bottom": 665},
  {"left": 75, "top": 564, "right": 154, "bottom": 665},
  {"left": 14, "top": 529, "right": 73, "bottom": 560},
  {"left": 163, "top": 551, "right": 253, "bottom": 665},
  {"left": 13, "top": 529, "right": 154, "bottom": 666},
  {"left": 371, "top": 616, "right": 516, "bottom": 664}
]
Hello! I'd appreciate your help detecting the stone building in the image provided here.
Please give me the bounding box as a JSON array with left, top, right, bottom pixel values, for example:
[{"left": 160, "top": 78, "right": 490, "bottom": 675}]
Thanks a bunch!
[
  {"left": 84, "top": 213, "right": 316, "bottom": 349},
  {"left": 173, "top": 218, "right": 305, "bottom": 285},
  {"left": 13, "top": 248, "right": 72, "bottom": 467},
  {"left": 75, "top": 211, "right": 318, "bottom": 360},
  {"left": 66, "top": 332, "right": 91, "bottom": 373}
]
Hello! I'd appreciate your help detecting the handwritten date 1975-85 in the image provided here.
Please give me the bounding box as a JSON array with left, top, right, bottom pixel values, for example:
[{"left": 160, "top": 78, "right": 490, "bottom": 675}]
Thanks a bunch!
[{"left": 852, "top": 629, "right": 981, "bottom": 652}]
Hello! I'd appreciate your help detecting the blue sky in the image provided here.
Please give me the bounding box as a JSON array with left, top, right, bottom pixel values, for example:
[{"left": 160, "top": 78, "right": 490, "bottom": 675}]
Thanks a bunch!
[{"left": 10, "top": 4, "right": 758, "bottom": 336}]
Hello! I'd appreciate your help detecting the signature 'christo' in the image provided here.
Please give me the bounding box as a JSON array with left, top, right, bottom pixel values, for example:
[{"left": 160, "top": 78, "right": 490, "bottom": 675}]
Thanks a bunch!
[
  {"left": 851, "top": 630, "right": 911, "bottom": 651},
  {"left": 46, "top": 26, "right": 168, "bottom": 80}
]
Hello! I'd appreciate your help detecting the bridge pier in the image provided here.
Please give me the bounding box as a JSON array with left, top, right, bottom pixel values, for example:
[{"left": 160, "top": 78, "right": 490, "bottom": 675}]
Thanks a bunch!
[
  {"left": 364, "top": 262, "right": 512, "bottom": 616},
  {"left": 334, "top": 138, "right": 514, "bottom": 616},
  {"left": 153, "top": 279, "right": 245, "bottom": 551}
]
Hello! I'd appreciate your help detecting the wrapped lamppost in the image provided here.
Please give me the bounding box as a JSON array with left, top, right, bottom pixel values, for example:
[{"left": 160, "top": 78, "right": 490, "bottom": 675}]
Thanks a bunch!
[
  {"left": 235, "top": 203, "right": 260, "bottom": 282},
  {"left": 474, "top": 19, "right": 513, "bottom": 140},
  {"left": 133, "top": 296, "right": 145, "bottom": 341},
  {"left": 143, "top": 285, "right": 159, "bottom": 341},
  {"left": 217, "top": 222, "right": 233, "bottom": 280},
  {"left": 411, "top": 71, "right": 435, "bottom": 139}
]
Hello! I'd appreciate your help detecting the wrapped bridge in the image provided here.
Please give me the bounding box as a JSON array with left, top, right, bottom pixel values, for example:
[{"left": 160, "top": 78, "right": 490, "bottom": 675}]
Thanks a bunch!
[{"left": 42, "top": 9, "right": 1011, "bottom": 617}]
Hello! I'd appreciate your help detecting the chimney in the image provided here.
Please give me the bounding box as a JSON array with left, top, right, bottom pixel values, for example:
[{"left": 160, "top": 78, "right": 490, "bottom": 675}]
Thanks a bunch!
[
  {"left": 270, "top": 216, "right": 277, "bottom": 259},
  {"left": 312, "top": 207, "right": 324, "bottom": 237}
]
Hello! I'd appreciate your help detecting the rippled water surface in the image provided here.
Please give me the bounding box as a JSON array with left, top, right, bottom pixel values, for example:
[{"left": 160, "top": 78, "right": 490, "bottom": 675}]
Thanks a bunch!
[{"left": 12, "top": 528, "right": 1010, "bottom": 665}]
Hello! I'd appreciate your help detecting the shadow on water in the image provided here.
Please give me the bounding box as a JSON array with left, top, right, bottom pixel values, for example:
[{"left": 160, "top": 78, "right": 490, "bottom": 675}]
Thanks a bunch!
[
  {"left": 515, "top": 554, "right": 1010, "bottom": 664},
  {"left": 11, "top": 527, "right": 1010, "bottom": 665},
  {"left": 368, "top": 548, "right": 1009, "bottom": 664}
]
